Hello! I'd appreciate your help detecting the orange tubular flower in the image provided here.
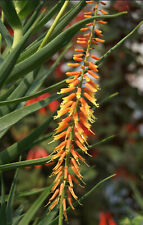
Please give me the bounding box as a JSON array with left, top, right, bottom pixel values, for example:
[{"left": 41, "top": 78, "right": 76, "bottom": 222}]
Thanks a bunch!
[{"left": 48, "top": 1, "right": 108, "bottom": 221}]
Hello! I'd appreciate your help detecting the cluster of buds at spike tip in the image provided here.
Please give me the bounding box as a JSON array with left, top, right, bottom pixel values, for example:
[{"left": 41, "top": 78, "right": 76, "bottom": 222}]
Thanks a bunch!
[{"left": 48, "top": 0, "right": 108, "bottom": 221}]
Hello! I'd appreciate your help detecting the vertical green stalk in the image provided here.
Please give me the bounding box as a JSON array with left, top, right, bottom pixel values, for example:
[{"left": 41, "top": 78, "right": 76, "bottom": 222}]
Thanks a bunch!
[
  {"left": 38, "top": 0, "right": 70, "bottom": 50},
  {"left": 0, "top": 10, "right": 4, "bottom": 51}
]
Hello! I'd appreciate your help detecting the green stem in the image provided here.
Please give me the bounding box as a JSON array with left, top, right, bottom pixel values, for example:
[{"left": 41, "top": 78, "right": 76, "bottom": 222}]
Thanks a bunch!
[
  {"left": 38, "top": 0, "right": 69, "bottom": 50},
  {"left": 58, "top": 187, "right": 65, "bottom": 225}
]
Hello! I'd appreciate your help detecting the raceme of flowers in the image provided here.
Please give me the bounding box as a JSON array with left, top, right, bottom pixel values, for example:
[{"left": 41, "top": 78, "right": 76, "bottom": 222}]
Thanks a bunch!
[{"left": 48, "top": 0, "right": 108, "bottom": 220}]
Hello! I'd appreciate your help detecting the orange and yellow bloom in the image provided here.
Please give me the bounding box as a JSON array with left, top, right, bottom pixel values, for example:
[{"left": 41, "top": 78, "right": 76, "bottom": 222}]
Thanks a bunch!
[{"left": 48, "top": 0, "right": 108, "bottom": 220}]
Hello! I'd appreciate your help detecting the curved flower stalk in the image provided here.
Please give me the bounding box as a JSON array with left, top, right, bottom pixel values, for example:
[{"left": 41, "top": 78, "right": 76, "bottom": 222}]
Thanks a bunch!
[{"left": 48, "top": 0, "right": 108, "bottom": 221}]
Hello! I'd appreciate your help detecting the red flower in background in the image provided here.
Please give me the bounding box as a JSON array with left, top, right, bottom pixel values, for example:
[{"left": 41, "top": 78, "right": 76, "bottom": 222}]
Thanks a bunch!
[
  {"left": 113, "top": 0, "right": 130, "bottom": 12},
  {"left": 55, "top": 62, "right": 63, "bottom": 79},
  {"left": 124, "top": 123, "right": 138, "bottom": 133},
  {"left": 26, "top": 146, "right": 54, "bottom": 169},
  {"left": 114, "top": 168, "right": 136, "bottom": 181},
  {"left": 25, "top": 92, "right": 59, "bottom": 115},
  {"left": 99, "top": 212, "right": 117, "bottom": 225}
]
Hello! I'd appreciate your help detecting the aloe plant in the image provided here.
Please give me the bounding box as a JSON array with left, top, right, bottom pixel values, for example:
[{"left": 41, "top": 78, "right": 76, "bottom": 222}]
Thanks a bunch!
[{"left": 0, "top": 1, "right": 142, "bottom": 225}]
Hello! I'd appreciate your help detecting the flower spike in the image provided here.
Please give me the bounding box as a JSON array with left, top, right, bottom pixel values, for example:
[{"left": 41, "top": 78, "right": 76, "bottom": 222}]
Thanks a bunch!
[{"left": 48, "top": 1, "right": 108, "bottom": 221}]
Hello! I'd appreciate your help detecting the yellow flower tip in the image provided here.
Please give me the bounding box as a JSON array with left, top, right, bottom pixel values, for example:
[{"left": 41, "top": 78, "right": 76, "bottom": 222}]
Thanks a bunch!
[
  {"left": 69, "top": 79, "right": 79, "bottom": 88},
  {"left": 84, "top": 74, "right": 91, "bottom": 82},
  {"left": 76, "top": 87, "right": 81, "bottom": 99}
]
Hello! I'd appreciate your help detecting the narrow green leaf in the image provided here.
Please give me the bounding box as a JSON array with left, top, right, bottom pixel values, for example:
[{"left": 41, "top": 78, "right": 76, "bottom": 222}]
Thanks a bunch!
[
  {"left": 49, "top": 174, "right": 115, "bottom": 225},
  {"left": 23, "top": 1, "right": 44, "bottom": 33},
  {"left": 0, "top": 73, "right": 36, "bottom": 116},
  {"left": 38, "top": 210, "right": 57, "bottom": 225},
  {"left": 0, "top": 55, "right": 4, "bottom": 64},
  {"left": 48, "top": 0, "right": 87, "bottom": 42},
  {"left": 0, "top": 20, "right": 13, "bottom": 47},
  {"left": 0, "top": 93, "right": 61, "bottom": 134},
  {"left": 0, "top": 111, "right": 55, "bottom": 164},
  {"left": 6, "top": 12, "right": 127, "bottom": 84},
  {"left": 0, "top": 1, "right": 22, "bottom": 30},
  {"left": 0, "top": 173, "right": 6, "bottom": 225},
  {"left": 0, "top": 72, "right": 37, "bottom": 139},
  {"left": 18, "top": 185, "right": 52, "bottom": 225},
  {"left": 0, "top": 9, "right": 44, "bottom": 88},
  {"left": 97, "top": 20, "right": 143, "bottom": 67},
  {"left": 32, "top": 0, "right": 65, "bottom": 34},
  {"left": 0, "top": 79, "right": 66, "bottom": 106},
  {"left": 19, "top": 0, "right": 65, "bottom": 62},
  {"left": 0, "top": 156, "right": 52, "bottom": 172},
  {"left": 130, "top": 182, "right": 143, "bottom": 210},
  {"left": 0, "top": 133, "right": 114, "bottom": 171},
  {"left": 88, "top": 135, "right": 115, "bottom": 149},
  {"left": 0, "top": 85, "right": 18, "bottom": 102},
  {"left": 6, "top": 166, "right": 20, "bottom": 225},
  {"left": 18, "top": 0, "right": 40, "bottom": 20}
]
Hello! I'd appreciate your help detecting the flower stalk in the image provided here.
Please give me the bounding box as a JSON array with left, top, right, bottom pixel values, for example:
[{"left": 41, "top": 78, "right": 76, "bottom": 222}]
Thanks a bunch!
[{"left": 48, "top": 1, "right": 109, "bottom": 224}]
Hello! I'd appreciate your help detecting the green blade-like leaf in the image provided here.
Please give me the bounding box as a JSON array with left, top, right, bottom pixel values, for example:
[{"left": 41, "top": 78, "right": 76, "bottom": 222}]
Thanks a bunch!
[
  {"left": 0, "top": 1, "right": 22, "bottom": 30},
  {"left": 38, "top": 210, "right": 57, "bottom": 225},
  {"left": 0, "top": 55, "right": 4, "bottom": 64},
  {"left": 0, "top": 8, "right": 44, "bottom": 89},
  {"left": 0, "top": 30, "right": 29, "bottom": 88},
  {"left": 6, "top": 12, "right": 127, "bottom": 84},
  {"left": 0, "top": 20, "right": 13, "bottom": 47},
  {"left": 6, "top": 166, "right": 20, "bottom": 225},
  {"left": 48, "top": 0, "right": 87, "bottom": 41},
  {"left": 0, "top": 79, "right": 66, "bottom": 106},
  {"left": 0, "top": 111, "right": 55, "bottom": 164},
  {"left": 0, "top": 93, "right": 61, "bottom": 133},
  {"left": 0, "top": 173, "right": 6, "bottom": 225},
  {"left": 23, "top": 1, "right": 44, "bottom": 33},
  {"left": 32, "top": 0, "right": 65, "bottom": 34},
  {"left": 96, "top": 20, "right": 143, "bottom": 67},
  {"left": 17, "top": 185, "right": 52, "bottom": 225},
  {"left": 0, "top": 72, "right": 36, "bottom": 116},
  {"left": 19, "top": 0, "right": 86, "bottom": 62},
  {"left": 18, "top": 0, "right": 40, "bottom": 20},
  {"left": 0, "top": 134, "right": 114, "bottom": 171},
  {"left": 0, "top": 72, "right": 38, "bottom": 139},
  {"left": 0, "top": 155, "right": 52, "bottom": 172},
  {"left": 0, "top": 85, "right": 18, "bottom": 102}
]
